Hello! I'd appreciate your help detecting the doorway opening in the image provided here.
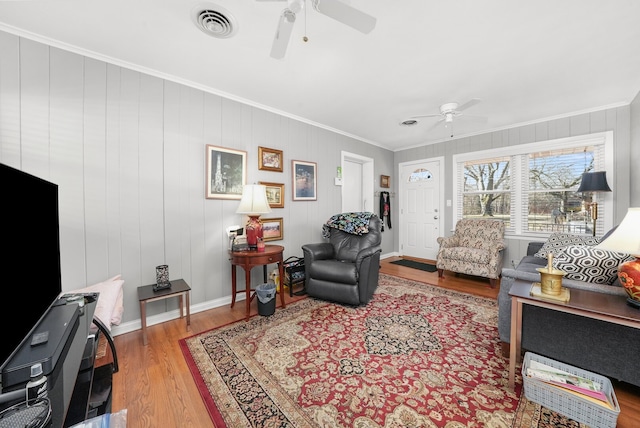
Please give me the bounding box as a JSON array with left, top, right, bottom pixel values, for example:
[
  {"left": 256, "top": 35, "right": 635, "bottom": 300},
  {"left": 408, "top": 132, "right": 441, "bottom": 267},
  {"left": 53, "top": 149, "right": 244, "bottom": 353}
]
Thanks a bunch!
[{"left": 341, "top": 151, "right": 374, "bottom": 213}]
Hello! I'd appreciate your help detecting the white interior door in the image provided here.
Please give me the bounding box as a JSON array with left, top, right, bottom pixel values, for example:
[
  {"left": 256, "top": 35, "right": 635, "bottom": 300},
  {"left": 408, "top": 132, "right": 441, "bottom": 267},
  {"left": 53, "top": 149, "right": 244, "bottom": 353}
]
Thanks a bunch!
[
  {"left": 342, "top": 159, "right": 363, "bottom": 212},
  {"left": 341, "top": 151, "right": 374, "bottom": 213},
  {"left": 399, "top": 158, "right": 443, "bottom": 260}
]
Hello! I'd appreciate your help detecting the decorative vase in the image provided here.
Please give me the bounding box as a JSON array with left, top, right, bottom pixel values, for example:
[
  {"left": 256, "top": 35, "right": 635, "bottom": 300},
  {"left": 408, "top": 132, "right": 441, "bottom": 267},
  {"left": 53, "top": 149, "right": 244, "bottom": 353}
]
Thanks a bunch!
[
  {"left": 245, "top": 215, "right": 263, "bottom": 250},
  {"left": 618, "top": 258, "right": 640, "bottom": 308},
  {"left": 154, "top": 264, "right": 171, "bottom": 291}
]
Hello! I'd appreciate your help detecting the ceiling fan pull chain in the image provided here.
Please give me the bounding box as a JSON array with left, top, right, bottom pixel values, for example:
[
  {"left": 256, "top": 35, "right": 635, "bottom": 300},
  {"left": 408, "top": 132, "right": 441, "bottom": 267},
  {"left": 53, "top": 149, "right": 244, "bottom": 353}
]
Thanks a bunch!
[{"left": 303, "top": 0, "right": 309, "bottom": 42}]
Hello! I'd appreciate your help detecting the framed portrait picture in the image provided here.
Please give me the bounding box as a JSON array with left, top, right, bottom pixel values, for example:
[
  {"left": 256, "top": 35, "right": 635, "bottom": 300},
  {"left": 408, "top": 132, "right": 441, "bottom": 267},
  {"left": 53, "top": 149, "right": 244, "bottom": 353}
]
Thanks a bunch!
[
  {"left": 259, "top": 181, "right": 284, "bottom": 209},
  {"left": 261, "top": 217, "right": 283, "bottom": 241},
  {"left": 258, "top": 146, "right": 283, "bottom": 172},
  {"left": 380, "top": 175, "right": 390, "bottom": 188},
  {"left": 205, "top": 145, "right": 247, "bottom": 199},
  {"left": 292, "top": 160, "right": 317, "bottom": 201}
]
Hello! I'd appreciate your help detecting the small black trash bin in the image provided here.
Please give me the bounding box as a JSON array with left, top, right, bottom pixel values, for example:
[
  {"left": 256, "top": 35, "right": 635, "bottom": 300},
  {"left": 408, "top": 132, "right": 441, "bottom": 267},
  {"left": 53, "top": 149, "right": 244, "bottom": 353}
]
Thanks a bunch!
[{"left": 256, "top": 282, "right": 276, "bottom": 316}]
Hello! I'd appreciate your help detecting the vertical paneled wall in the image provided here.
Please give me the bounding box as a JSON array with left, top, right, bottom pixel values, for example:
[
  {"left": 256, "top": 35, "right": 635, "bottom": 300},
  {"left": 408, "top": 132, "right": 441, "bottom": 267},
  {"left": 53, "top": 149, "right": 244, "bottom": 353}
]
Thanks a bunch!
[
  {"left": 1, "top": 29, "right": 636, "bottom": 332},
  {"left": 630, "top": 90, "right": 640, "bottom": 207},
  {"left": 394, "top": 107, "right": 633, "bottom": 266},
  {"left": 0, "top": 31, "right": 395, "bottom": 330}
]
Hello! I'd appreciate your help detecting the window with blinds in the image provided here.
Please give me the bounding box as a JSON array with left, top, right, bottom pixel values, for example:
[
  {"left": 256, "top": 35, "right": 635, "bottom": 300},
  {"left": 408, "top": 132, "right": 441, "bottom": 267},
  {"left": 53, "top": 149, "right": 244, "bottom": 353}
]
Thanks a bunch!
[
  {"left": 461, "top": 156, "right": 511, "bottom": 226},
  {"left": 454, "top": 132, "right": 611, "bottom": 237}
]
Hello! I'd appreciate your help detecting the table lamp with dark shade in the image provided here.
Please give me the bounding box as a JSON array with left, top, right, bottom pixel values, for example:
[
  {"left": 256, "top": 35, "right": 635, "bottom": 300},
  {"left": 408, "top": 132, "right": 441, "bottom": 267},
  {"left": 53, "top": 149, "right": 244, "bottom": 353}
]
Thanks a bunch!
[
  {"left": 236, "top": 184, "right": 272, "bottom": 250},
  {"left": 577, "top": 171, "right": 611, "bottom": 236},
  {"left": 596, "top": 207, "right": 640, "bottom": 308}
]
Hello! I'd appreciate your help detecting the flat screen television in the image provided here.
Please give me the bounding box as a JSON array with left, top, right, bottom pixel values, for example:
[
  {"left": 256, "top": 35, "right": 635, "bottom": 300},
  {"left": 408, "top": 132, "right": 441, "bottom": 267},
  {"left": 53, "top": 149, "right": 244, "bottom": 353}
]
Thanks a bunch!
[{"left": 0, "top": 163, "right": 62, "bottom": 369}]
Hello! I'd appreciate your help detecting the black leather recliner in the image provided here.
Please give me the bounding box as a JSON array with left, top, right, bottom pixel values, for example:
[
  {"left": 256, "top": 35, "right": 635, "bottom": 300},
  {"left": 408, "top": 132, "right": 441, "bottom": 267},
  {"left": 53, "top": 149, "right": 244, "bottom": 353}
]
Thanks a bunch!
[{"left": 302, "top": 214, "right": 382, "bottom": 305}]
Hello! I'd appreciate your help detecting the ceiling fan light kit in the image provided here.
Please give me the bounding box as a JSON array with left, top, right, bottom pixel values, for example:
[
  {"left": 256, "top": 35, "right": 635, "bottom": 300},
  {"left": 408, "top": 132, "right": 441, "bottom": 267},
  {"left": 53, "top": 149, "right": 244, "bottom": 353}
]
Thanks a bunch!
[{"left": 403, "top": 98, "right": 486, "bottom": 136}]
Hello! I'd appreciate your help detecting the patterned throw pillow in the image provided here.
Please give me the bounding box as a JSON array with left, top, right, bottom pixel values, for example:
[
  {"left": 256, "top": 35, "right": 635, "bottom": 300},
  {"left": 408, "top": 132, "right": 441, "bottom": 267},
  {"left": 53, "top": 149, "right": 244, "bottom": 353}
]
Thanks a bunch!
[
  {"left": 552, "top": 245, "right": 635, "bottom": 284},
  {"left": 533, "top": 233, "right": 601, "bottom": 258}
]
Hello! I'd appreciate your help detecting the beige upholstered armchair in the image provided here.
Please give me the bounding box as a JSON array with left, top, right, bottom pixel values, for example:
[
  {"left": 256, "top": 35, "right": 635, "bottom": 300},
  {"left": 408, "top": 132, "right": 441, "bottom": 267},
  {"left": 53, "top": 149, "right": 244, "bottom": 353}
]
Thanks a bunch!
[{"left": 436, "top": 218, "right": 506, "bottom": 288}]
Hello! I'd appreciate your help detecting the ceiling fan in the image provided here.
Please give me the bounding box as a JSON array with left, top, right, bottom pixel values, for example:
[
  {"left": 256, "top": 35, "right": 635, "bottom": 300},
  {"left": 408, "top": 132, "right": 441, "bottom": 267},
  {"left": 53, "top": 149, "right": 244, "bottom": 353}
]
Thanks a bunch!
[
  {"left": 407, "top": 99, "right": 487, "bottom": 135},
  {"left": 257, "top": 0, "right": 376, "bottom": 59}
]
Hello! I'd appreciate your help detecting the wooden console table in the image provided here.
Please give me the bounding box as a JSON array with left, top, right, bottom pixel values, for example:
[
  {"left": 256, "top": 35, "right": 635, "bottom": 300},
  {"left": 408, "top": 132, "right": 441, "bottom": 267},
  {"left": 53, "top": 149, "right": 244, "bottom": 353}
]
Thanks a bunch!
[
  {"left": 508, "top": 279, "right": 640, "bottom": 389},
  {"left": 229, "top": 244, "right": 285, "bottom": 321}
]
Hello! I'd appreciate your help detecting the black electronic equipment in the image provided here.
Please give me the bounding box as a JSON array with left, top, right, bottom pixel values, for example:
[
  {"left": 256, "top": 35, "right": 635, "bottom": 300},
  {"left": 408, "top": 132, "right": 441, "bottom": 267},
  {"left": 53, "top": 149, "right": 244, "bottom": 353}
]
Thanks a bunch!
[
  {"left": 0, "top": 163, "right": 62, "bottom": 368},
  {"left": 1, "top": 304, "right": 79, "bottom": 389}
]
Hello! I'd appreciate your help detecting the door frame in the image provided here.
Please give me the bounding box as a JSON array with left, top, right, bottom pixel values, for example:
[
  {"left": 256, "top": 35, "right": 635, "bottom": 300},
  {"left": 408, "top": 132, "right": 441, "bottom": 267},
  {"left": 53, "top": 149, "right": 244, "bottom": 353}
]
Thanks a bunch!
[
  {"left": 398, "top": 156, "right": 445, "bottom": 258},
  {"left": 341, "top": 151, "right": 374, "bottom": 213}
]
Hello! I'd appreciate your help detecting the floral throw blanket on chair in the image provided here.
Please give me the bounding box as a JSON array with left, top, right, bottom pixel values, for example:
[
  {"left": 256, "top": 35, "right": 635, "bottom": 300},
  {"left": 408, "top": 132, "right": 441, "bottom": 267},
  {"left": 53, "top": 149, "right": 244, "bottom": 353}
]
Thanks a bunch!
[{"left": 322, "top": 212, "right": 374, "bottom": 238}]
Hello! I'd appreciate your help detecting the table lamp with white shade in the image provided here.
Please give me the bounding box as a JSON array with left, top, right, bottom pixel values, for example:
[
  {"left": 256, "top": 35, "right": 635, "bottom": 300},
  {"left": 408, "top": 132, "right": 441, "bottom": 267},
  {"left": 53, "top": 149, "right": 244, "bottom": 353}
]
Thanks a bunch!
[
  {"left": 236, "top": 184, "right": 272, "bottom": 250},
  {"left": 596, "top": 207, "right": 640, "bottom": 308}
]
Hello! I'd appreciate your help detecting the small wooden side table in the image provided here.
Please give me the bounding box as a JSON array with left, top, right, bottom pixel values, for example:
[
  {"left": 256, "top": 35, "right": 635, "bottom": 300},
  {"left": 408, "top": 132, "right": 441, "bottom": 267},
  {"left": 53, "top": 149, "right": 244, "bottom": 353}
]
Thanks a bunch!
[
  {"left": 508, "top": 279, "right": 640, "bottom": 389},
  {"left": 138, "top": 278, "right": 191, "bottom": 345},
  {"left": 229, "top": 244, "right": 285, "bottom": 321}
]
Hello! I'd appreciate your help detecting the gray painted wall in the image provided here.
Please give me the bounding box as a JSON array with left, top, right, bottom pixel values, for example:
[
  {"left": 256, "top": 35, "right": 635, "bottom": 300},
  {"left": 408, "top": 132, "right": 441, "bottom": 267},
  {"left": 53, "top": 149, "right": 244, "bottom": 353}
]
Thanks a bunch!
[
  {"left": 1, "top": 29, "right": 637, "bottom": 334},
  {"left": 631, "top": 90, "right": 640, "bottom": 207},
  {"left": 394, "top": 105, "right": 635, "bottom": 268},
  {"left": 0, "top": 32, "right": 394, "bottom": 332}
]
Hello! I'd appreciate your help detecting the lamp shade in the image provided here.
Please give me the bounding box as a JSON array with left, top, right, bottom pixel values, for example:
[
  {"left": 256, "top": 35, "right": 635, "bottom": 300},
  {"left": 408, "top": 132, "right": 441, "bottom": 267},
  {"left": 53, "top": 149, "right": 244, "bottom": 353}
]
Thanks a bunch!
[
  {"left": 576, "top": 171, "right": 611, "bottom": 193},
  {"left": 597, "top": 208, "right": 640, "bottom": 256},
  {"left": 236, "top": 184, "right": 272, "bottom": 216},
  {"left": 597, "top": 207, "right": 640, "bottom": 308}
]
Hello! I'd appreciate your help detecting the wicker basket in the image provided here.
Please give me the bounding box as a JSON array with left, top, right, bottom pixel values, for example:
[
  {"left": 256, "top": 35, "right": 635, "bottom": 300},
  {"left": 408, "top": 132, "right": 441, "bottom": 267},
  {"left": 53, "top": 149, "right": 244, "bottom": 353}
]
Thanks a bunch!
[{"left": 521, "top": 352, "right": 620, "bottom": 428}]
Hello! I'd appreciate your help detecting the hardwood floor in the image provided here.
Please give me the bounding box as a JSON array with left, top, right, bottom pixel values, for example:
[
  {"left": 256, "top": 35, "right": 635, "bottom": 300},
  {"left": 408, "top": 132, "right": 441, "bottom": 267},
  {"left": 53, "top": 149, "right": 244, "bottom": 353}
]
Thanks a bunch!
[{"left": 104, "top": 257, "right": 640, "bottom": 427}]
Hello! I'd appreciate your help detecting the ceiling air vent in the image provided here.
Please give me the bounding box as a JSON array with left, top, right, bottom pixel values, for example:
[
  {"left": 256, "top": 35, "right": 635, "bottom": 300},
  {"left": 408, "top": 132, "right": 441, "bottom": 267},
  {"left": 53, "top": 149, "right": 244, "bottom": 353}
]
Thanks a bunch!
[{"left": 194, "top": 5, "right": 238, "bottom": 39}]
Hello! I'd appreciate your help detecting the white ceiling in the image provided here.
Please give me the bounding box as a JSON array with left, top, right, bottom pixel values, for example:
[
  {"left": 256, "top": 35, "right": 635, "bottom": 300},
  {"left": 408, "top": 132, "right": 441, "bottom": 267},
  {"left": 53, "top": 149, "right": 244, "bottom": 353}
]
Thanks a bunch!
[{"left": 1, "top": 0, "right": 639, "bottom": 151}]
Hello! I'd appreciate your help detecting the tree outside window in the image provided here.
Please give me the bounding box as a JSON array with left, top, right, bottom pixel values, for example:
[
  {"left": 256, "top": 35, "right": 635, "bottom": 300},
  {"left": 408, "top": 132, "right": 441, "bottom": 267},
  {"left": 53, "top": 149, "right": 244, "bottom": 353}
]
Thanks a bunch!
[
  {"left": 459, "top": 143, "right": 603, "bottom": 236},
  {"left": 526, "top": 147, "right": 595, "bottom": 234},
  {"left": 462, "top": 156, "right": 511, "bottom": 224}
]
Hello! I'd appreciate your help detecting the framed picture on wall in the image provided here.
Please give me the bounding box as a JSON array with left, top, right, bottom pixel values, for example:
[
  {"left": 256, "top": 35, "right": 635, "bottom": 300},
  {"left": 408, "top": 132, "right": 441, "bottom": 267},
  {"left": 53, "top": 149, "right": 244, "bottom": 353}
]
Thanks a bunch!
[
  {"left": 261, "top": 217, "right": 283, "bottom": 241},
  {"left": 259, "top": 181, "right": 285, "bottom": 208},
  {"left": 205, "top": 145, "right": 247, "bottom": 199},
  {"left": 258, "top": 146, "right": 283, "bottom": 172},
  {"left": 292, "top": 160, "right": 317, "bottom": 201},
  {"left": 380, "top": 175, "right": 390, "bottom": 188}
]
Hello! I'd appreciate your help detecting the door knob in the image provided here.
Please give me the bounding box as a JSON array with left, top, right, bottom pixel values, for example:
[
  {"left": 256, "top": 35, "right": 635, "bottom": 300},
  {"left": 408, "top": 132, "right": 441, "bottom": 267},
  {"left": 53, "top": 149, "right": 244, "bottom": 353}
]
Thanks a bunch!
[{"left": 434, "top": 216, "right": 439, "bottom": 220}]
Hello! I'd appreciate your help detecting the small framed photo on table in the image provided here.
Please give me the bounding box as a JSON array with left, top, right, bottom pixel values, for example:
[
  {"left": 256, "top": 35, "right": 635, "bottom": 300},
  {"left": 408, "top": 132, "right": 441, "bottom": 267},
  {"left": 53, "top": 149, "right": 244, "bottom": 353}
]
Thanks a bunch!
[
  {"left": 261, "top": 217, "right": 283, "bottom": 241},
  {"left": 259, "top": 181, "right": 285, "bottom": 209}
]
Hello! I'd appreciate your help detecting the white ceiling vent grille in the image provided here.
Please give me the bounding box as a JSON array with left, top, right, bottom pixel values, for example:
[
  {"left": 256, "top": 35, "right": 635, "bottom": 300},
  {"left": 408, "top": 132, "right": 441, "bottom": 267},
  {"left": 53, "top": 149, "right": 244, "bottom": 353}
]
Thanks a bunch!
[{"left": 194, "top": 5, "right": 238, "bottom": 39}]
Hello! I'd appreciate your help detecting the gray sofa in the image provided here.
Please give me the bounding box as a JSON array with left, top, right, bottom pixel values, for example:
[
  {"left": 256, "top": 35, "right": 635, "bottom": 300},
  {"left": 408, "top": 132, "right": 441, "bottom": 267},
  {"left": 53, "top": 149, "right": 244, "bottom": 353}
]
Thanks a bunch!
[{"left": 498, "top": 240, "right": 640, "bottom": 387}]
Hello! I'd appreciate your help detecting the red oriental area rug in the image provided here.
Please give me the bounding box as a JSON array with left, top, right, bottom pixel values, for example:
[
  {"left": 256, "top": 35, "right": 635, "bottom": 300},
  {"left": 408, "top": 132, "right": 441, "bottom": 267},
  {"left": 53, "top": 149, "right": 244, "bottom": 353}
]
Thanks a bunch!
[{"left": 180, "top": 274, "right": 567, "bottom": 427}]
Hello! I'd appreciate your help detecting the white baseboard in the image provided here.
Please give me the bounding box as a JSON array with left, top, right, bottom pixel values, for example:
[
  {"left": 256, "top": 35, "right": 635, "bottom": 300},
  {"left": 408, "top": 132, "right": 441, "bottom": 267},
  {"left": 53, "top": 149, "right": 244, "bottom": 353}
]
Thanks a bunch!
[{"left": 112, "top": 252, "right": 400, "bottom": 337}]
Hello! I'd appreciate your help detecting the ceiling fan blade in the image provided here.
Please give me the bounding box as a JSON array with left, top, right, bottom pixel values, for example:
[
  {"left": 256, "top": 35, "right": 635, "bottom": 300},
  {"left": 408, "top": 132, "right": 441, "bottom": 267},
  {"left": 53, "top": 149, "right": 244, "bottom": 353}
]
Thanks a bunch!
[
  {"left": 410, "top": 113, "right": 442, "bottom": 119},
  {"left": 312, "top": 0, "right": 376, "bottom": 34},
  {"left": 270, "top": 9, "right": 296, "bottom": 59},
  {"left": 425, "top": 119, "right": 445, "bottom": 132},
  {"left": 456, "top": 98, "right": 482, "bottom": 112}
]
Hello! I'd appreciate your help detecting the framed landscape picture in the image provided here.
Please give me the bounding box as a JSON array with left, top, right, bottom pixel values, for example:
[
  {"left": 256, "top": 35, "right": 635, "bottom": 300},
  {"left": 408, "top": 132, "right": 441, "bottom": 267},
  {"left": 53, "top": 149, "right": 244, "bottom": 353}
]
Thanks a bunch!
[
  {"left": 258, "top": 146, "right": 283, "bottom": 172},
  {"left": 259, "top": 181, "right": 284, "bottom": 208},
  {"left": 261, "top": 217, "right": 283, "bottom": 241},
  {"left": 206, "top": 145, "right": 247, "bottom": 199},
  {"left": 292, "top": 160, "right": 317, "bottom": 201}
]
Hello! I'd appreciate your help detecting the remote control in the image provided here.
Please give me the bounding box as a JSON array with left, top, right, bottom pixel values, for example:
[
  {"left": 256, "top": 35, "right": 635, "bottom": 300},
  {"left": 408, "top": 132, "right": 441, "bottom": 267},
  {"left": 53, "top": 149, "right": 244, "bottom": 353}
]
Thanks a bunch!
[{"left": 31, "top": 331, "right": 49, "bottom": 346}]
